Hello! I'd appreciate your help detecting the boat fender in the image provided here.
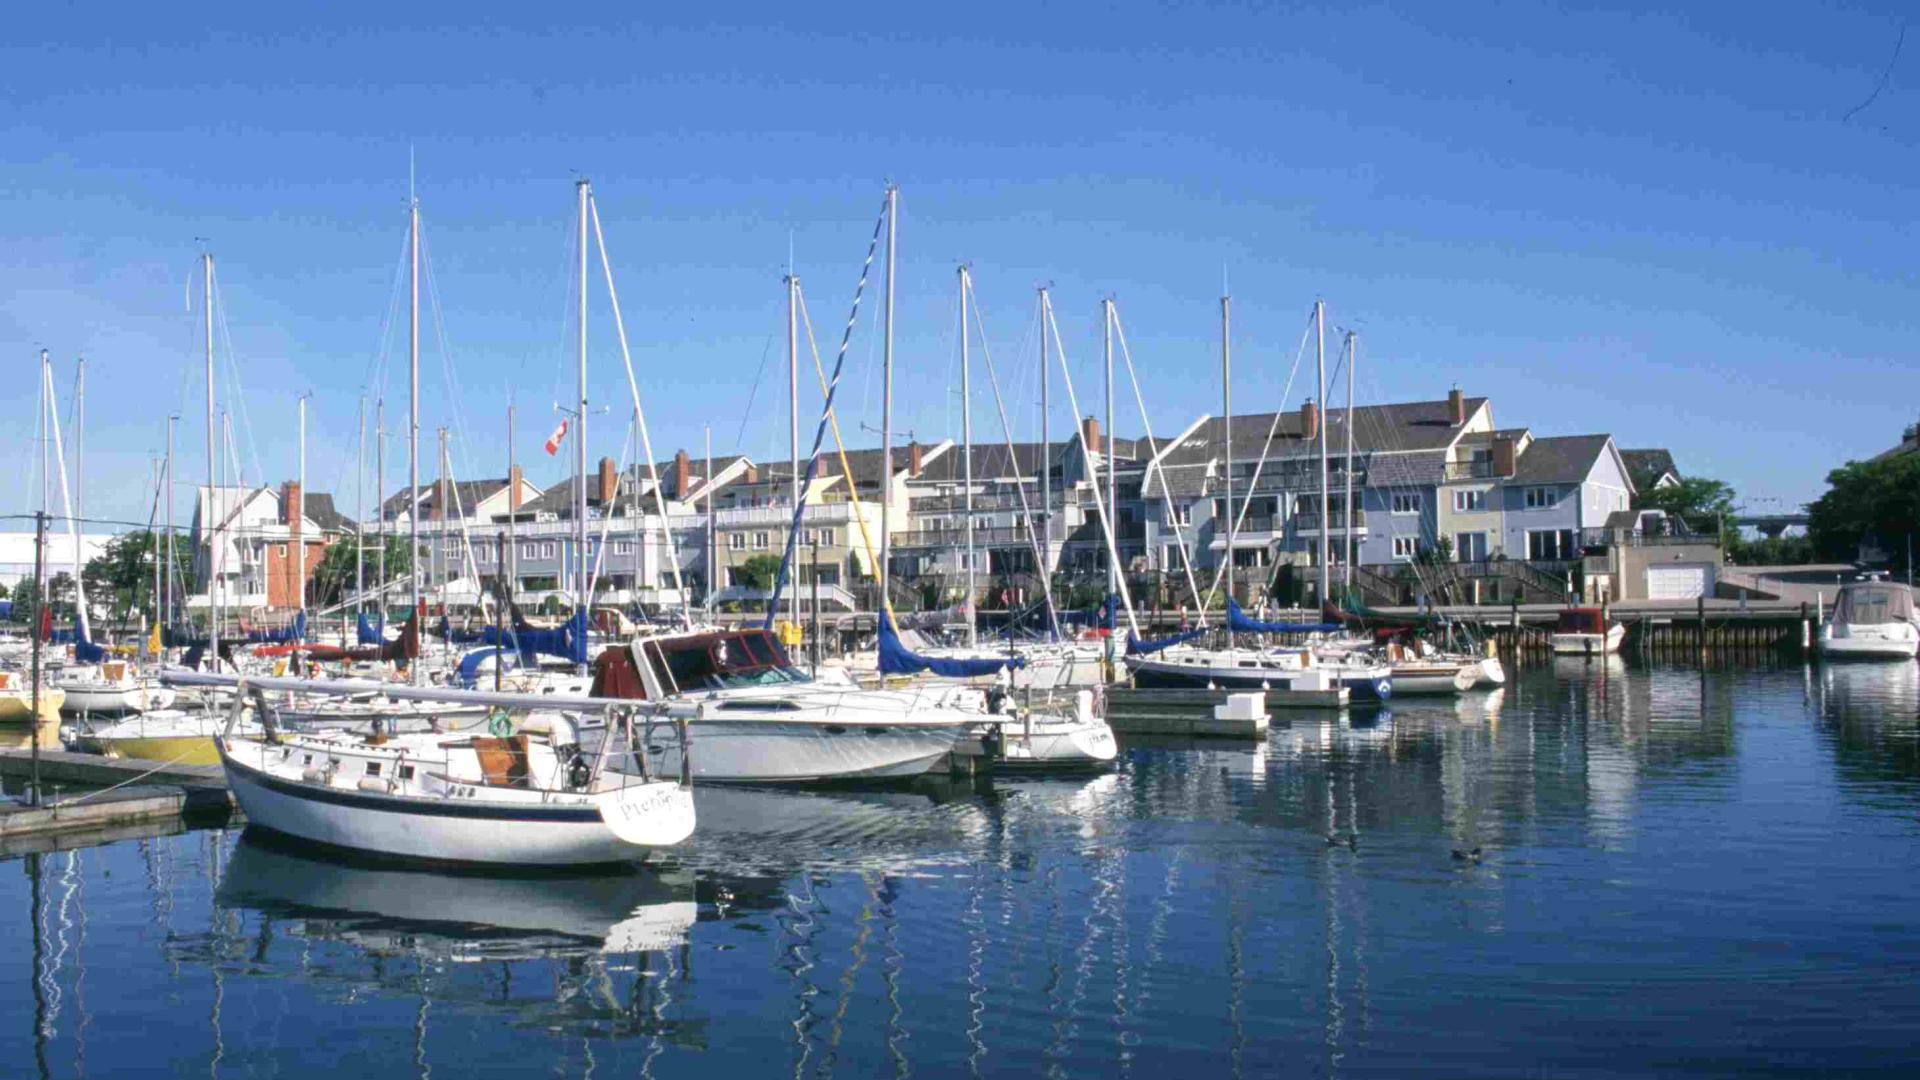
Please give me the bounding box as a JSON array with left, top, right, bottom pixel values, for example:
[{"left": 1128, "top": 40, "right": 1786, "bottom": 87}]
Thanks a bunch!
[
  {"left": 357, "top": 776, "right": 393, "bottom": 793},
  {"left": 301, "top": 767, "right": 329, "bottom": 784},
  {"left": 486, "top": 708, "right": 514, "bottom": 738}
]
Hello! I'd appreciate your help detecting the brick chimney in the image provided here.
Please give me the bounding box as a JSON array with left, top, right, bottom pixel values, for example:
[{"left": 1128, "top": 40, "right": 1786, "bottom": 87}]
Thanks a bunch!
[
  {"left": 673, "top": 448, "right": 690, "bottom": 498},
  {"left": 280, "top": 480, "right": 300, "bottom": 525},
  {"left": 1491, "top": 435, "right": 1517, "bottom": 478},
  {"left": 1080, "top": 415, "right": 1100, "bottom": 450},
  {"left": 1447, "top": 387, "right": 1466, "bottom": 426},
  {"left": 507, "top": 465, "right": 524, "bottom": 512},
  {"left": 908, "top": 440, "right": 924, "bottom": 477},
  {"left": 596, "top": 456, "right": 617, "bottom": 505},
  {"left": 1300, "top": 400, "right": 1319, "bottom": 442},
  {"left": 281, "top": 480, "right": 303, "bottom": 609}
]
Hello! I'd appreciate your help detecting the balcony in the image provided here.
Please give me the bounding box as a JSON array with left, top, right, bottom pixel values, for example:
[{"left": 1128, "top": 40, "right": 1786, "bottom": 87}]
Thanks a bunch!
[
  {"left": 1443, "top": 460, "right": 1508, "bottom": 481},
  {"left": 1292, "top": 510, "right": 1367, "bottom": 534},
  {"left": 896, "top": 526, "right": 1039, "bottom": 549}
]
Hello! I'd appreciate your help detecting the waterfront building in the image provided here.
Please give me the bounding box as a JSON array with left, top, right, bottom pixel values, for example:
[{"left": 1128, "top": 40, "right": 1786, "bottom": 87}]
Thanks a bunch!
[{"left": 189, "top": 482, "right": 355, "bottom": 612}]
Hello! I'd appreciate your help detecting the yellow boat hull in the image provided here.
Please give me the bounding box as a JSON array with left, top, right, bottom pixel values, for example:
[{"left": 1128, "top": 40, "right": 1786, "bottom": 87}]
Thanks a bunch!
[
  {"left": 0, "top": 689, "right": 65, "bottom": 725},
  {"left": 100, "top": 734, "right": 222, "bottom": 767}
]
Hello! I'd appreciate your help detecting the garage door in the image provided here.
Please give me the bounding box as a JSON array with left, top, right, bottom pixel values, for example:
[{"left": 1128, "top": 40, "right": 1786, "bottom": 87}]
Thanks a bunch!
[{"left": 1647, "top": 564, "right": 1712, "bottom": 600}]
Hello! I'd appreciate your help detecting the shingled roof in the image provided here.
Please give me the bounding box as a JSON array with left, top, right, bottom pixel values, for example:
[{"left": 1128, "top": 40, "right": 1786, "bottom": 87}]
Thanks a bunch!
[
  {"left": 1620, "top": 448, "right": 1680, "bottom": 491},
  {"left": 1157, "top": 397, "right": 1488, "bottom": 470},
  {"left": 1510, "top": 435, "right": 1613, "bottom": 485}
]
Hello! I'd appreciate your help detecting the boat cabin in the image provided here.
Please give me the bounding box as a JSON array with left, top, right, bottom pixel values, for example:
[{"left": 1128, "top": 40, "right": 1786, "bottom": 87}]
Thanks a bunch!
[
  {"left": 593, "top": 630, "right": 803, "bottom": 700},
  {"left": 1833, "top": 584, "right": 1915, "bottom": 627},
  {"left": 1554, "top": 608, "right": 1610, "bottom": 636}
]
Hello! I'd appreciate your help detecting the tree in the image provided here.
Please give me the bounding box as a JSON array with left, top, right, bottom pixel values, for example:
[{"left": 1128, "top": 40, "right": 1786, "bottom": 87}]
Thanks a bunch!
[
  {"left": 1727, "top": 534, "right": 1814, "bottom": 567},
  {"left": 45, "top": 572, "right": 75, "bottom": 621},
  {"left": 1807, "top": 454, "right": 1920, "bottom": 564},
  {"left": 82, "top": 530, "right": 194, "bottom": 619},
  {"left": 1635, "top": 476, "right": 1736, "bottom": 535},
  {"left": 732, "top": 554, "right": 784, "bottom": 591},
  {"left": 309, "top": 534, "right": 415, "bottom": 608}
]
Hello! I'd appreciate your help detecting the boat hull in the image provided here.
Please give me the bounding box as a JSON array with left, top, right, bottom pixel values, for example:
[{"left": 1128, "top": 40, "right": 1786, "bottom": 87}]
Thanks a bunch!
[
  {"left": 1816, "top": 631, "right": 1920, "bottom": 661},
  {"left": 220, "top": 740, "right": 693, "bottom": 867},
  {"left": 986, "top": 716, "right": 1118, "bottom": 770},
  {"left": 1550, "top": 624, "right": 1626, "bottom": 655},
  {"left": 1390, "top": 665, "right": 1478, "bottom": 696},
  {"left": 102, "top": 733, "right": 221, "bottom": 766},
  {"left": 637, "top": 718, "right": 967, "bottom": 783},
  {"left": 0, "top": 689, "right": 64, "bottom": 725},
  {"left": 58, "top": 683, "right": 176, "bottom": 715}
]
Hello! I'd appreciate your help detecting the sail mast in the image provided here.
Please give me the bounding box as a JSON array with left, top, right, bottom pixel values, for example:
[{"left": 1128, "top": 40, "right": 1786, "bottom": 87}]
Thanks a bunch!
[
  {"left": 1039, "top": 286, "right": 1052, "bottom": 636},
  {"left": 960, "top": 264, "right": 976, "bottom": 648},
  {"left": 1104, "top": 298, "right": 1116, "bottom": 637},
  {"left": 786, "top": 270, "right": 800, "bottom": 622},
  {"left": 355, "top": 395, "right": 365, "bottom": 616},
  {"left": 165, "top": 414, "right": 175, "bottom": 631},
  {"left": 1222, "top": 293, "right": 1234, "bottom": 651},
  {"left": 1344, "top": 331, "right": 1356, "bottom": 595},
  {"left": 575, "top": 178, "right": 590, "bottom": 663},
  {"left": 408, "top": 189, "right": 421, "bottom": 683},
  {"left": 507, "top": 401, "right": 517, "bottom": 610},
  {"left": 879, "top": 184, "right": 896, "bottom": 613},
  {"left": 204, "top": 254, "right": 219, "bottom": 661},
  {"left": 297, "top": 393, "right": 307, "bottom": 631},
  {"left": 1315, "top": 299, "right": 1329, "bottom": 607}
]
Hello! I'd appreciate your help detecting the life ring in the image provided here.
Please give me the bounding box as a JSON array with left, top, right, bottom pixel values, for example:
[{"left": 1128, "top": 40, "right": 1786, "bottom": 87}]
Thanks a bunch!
[{"left": 486, "top": 708, "right": 514, "bottom": 738}]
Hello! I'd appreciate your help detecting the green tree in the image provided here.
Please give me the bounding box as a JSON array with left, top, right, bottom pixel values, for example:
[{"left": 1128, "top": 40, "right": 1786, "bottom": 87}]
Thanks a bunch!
[
  {"left": 308, "top": 535, "right": 415, "bottom": 608},
  {"left": 45, "top": 572, "right": 75, "bottom": 620},
  {"left": 1635, "top": 476, "right": 1736, "bottom": 535},
  {"left": 1726, "top": 533, "right": 1814, "bottom": 567},
  {"left": 83, "top": 530, "right": 194, "bottom": 619},
  {"left": 1807, "top": 454, "right": 1920, "bottom": 564},
  {"left": 732, "top": 554, "right": 784, "bottom": 591}
]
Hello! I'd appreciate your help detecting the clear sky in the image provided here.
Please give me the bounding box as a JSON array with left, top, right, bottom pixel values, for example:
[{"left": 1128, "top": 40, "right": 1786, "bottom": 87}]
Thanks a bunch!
[{"left": 4, "top": 2, "right": 1916, "bottom": 529}]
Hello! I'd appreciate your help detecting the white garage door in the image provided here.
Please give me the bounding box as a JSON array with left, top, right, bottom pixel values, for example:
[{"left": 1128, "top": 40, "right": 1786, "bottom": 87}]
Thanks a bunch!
[{"left": 1647, "top": 564, "right": 1712, "bottom": 600}]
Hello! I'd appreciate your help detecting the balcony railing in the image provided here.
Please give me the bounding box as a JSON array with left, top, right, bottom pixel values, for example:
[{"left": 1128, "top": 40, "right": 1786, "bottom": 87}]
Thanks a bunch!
[
  {"left": 897, "top": 526, "right": 1040, "bottom": 549},
  {"left": 1443, "top": 460, "right": 1506, "bottom": 481},
  {"left": 1292, "top": 510, "right": 1367, "bottom": 532}
]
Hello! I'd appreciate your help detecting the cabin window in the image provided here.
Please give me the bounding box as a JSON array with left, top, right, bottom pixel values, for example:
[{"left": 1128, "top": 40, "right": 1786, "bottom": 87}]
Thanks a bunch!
[
  {"left": 365, "top": 762, "right": 382, "bottom": 776},
  {"left": 303, "top": 753, "right": 313, "bottom": 765},
  {"left": 1391, "top": 493, "right": 1421, "bottom": 515},
  {"left": 1392, "top": 536, "right": 1419, "bottom": 560},
  {"left": 399, "top": 765, "right": 415, "bottom": 780},
  {"left": 1525, "top": 487, "right": 1557, "bottom": 509}
]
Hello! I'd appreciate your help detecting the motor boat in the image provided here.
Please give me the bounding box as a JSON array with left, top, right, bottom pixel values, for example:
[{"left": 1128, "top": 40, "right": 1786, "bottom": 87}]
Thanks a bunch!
[
  {"left": 1123, "top": 645, "right": 1364, "bottom": 703},
  {"left": 1818, "top": 580, "right": 1920, "bottom": 661},
  {"left": 1550, "top": 607, "right": 1625, "bottom": 656},
  {"left": 591, "top": 628, "right": 979, "bottom": 783},
  {"left": 216, "top": 705, "right": 695, "bottom": 867},
  {"left": 975, "top": 687, "right": 1118, "bottom": 770}
]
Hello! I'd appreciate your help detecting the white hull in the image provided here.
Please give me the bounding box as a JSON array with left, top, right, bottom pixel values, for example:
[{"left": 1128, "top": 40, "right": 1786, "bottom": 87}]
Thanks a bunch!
[
  {"left": 1390, "top": 664, "right": 1478, "bottom": 695},
  {"left": 635, "top": 717, "right": 966, "bottom": 783},
  {"left": 220, "top": 740, "right": 694, "bottom": 867},
  {"left": 987, "top": 715, "right": 1117, "bottom": 769},
  {"left": 1475, "top": 656, "right": 1508, "bottom": 687},
  {"left": 1817, "top": 630, "right": 1920, "bottom": 660},
  {"left": 59, "top": 682, "right": 176, "bottom": 714},
  {"left": 1550, "top": 624, "right": 1626, "bottom": 655}
]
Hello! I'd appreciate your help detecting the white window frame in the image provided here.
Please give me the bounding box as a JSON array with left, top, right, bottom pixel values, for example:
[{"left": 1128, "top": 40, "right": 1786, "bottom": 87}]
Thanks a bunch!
[
  {"left": 1391, "top": 536, "right": 1419, "bottom": 560},
  {"left": 1525, "top": 486, "right": 1557, "bottom": 509},
  {"left": 727, "top": 533, "right": 746, "bottom": 552},
  {"left": 1452, "top": 489, "right": 1486, "bottom": 513},
  {"left": 613, "top": 540, "right": 634, "bottom": 556},
  {"left": 752, "top": 531, "right": 770, "bottom": 550},
  {"left": 541, "top": 542, "right": 558, "bottom": 560},
  {"left": 1174, "top": 502, "right": 1192, "bottom": 526},
  {"left": 1454, "top": 531, "right": 1488, "bottom": 562},
  {"left": 1391, "top": 493, "right": 1421, "bottom": 515}
]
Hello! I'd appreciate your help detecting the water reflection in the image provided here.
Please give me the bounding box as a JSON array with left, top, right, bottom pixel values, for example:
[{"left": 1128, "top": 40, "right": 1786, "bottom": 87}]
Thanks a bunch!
[{"left": 6, "top": 663, "right": 1920, "bottom": 1076}]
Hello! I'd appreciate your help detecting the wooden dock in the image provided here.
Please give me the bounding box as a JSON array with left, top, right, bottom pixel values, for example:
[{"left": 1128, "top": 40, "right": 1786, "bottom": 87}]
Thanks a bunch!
[{"left": 0, "top": 750, "right": 234, "bottom": 843}]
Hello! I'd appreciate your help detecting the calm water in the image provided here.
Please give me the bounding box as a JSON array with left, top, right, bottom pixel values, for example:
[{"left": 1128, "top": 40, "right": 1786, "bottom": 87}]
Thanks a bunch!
[{"left": 4, "top": 660, "right": 1919, "bottom": 1078}]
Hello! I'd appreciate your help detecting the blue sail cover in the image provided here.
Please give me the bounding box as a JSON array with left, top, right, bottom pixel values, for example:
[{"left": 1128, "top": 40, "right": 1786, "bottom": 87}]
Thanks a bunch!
[
  {"left": 356, "top": 612, "right": 386, "bottom": 646},
  {"left": 73, "top": 631, "right": 106, "bottom": 663},
  {"left": 1126, "top": 626, "right": 1207, "bottom": 655},
  {"left": 491, "top": 609, "right": 589, "bottom": 665},
  {"left": 436, "top": 616, "right": 488, "bottom": 645},
  {"left": 242, "top": 612, "right": 307, "bottom": 644},
  {"left": 1227, "top": 599, "right": 1337, "bottom": 635},
  {"left": 877, "top": 612, "right": 1025, "bottom": 677},
  {"left": 455, "top": 647, "right": 518, "bottom": 688}
]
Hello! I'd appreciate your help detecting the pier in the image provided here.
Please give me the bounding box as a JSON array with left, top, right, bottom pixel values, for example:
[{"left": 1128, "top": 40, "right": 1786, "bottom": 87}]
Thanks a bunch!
[{"left": 0, "top": 749, "right": 234, "bottom": 847}]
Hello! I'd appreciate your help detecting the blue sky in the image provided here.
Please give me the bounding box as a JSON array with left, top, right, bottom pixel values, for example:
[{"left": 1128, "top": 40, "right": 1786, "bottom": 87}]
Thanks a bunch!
[{"left": 4, "top": 2, "right": 1916, "bottom": 528}]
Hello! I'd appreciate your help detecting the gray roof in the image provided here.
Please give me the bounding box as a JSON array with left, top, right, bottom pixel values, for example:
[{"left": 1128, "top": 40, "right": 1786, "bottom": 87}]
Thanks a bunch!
[
  {"left": 1620, "top": 448, "right": 1679, "bottom": 490},
  {"left": 521, "top": 455, "right": 749, "bottom": 518},
  {"left": 1158, "top": 397, "right": 1487, "bottom": 470},
  {"left": 1510, "top": 435, "right": 1612, "bottom": 485},
  {"left": 300, "top": 493, "right": 356, "bottom": 534},
  {"left": 381, "top": 478, "right": 513, "bottom": 521},
  {"left": 1363, "top": 452, "right": 1446, "bottom": 489}
]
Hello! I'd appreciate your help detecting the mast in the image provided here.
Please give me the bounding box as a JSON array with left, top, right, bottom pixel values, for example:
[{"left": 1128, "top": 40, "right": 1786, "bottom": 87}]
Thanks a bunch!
[
  {"left": 355, "top": 396, "right": 365, "bottom": 616},
  {"left": 375, "top": 398, "right": 386, "bottom": 622},
  {"left": 1222, "top": 293, "right": 1234, "bottom": 650},
  {"left": 204, "top": 253, "right": 219, "bottom": 661},
  {"left": 788, "top": 272, "right": 800, "bottom": 512},
  {"left": 960, "top": 265, "right": 976, "bottom": 647},
  {"left": 408, "top": 188, "right": 421, "bottom": 683},
  {"left": 75, "top": 355, "right": 83, "bottom": 534},
  {"left": 165, "top": 415, "right": 175, "bottom": 631},
  {"left": 507, "top": 402, "right": 517, "bottom": 609},
  {"left": 631, "top": 407, "right": 642, "bottom": 608},
  {"left": 1315, "top": 299, "right": 1329, "bottom": 607},
  {"left": 1039, "top": 287, "right": 1052, "bottom": 634},
  {"left": 575, "top": 178, "right": 590, "bottom": 653},
  {"left": 1343, "top": 331, "right": 1356, "bottom": 595},
  {"left": 704, "top": 423, "right": 714, "bottom": 613},
  {"left": 1103, "top": 298, "right": 1116, "bottom": 636},
  {"left": 296, "top": 393, "right": 307, "bottom": 629},
  {"left": 879, "top": 184, "right": 896, "bottom": 613}
]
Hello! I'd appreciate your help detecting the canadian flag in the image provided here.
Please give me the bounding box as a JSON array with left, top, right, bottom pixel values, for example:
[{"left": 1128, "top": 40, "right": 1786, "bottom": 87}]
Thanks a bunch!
[{"left": 543, "top": 418, "right": 569, "bottom": 456}]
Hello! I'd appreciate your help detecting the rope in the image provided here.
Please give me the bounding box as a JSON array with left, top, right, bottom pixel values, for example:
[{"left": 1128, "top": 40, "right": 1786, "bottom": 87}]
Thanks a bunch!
[
  {"left": 1110, "top": 304, "right": 1206, "bottom": 619},
  {"left": 43, "top": 742, "right": 217, "bottom": 808},
  {"left": 965, "top": 282, "right": 1060, "bottom": 639}
]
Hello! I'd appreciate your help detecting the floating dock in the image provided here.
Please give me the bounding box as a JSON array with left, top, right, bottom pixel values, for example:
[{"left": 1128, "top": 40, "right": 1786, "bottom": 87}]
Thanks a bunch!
[{"left": 0, "top": 750, "right": 234, "bottom": 845}]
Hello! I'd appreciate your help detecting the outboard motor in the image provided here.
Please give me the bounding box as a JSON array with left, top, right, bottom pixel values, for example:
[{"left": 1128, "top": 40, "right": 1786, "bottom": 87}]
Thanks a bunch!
[{"left": 986, "top": 685, "right": 1012, "bottom": 716}]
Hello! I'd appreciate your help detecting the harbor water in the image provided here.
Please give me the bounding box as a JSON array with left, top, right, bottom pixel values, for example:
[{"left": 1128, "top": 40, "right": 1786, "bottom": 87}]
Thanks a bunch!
[{"left": 3, "top": 660, "right": 1918, "bottom": 1077}]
